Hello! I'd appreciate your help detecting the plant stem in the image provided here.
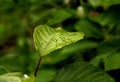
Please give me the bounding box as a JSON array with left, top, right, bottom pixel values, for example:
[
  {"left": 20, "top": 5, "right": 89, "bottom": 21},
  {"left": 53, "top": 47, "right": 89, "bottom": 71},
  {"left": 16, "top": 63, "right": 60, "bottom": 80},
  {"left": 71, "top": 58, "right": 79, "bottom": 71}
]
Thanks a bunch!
[{"left": 34, "top": 55, "right": 43, "bottom": 77}]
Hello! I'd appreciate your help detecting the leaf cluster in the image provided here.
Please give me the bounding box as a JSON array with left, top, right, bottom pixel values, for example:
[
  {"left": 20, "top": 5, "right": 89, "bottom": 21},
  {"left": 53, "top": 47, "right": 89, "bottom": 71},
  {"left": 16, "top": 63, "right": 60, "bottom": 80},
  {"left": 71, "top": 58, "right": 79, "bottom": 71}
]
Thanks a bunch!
[{"left": 0, "top": 0, "right": 120, "bottom": 82}]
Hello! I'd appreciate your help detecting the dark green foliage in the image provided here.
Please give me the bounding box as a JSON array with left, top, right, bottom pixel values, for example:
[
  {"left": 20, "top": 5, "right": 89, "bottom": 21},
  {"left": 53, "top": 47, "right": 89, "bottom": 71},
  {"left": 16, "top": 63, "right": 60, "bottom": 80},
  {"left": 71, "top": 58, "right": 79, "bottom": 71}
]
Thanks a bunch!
[
  {"left": 91, "top": 37, "right": 120, "bottom": 71},
  {"left": 0, "top": 0, "right": 120, "bottom": 82},
  {"left": 75, "top": 19, "right": 104, "bottom": 38},
  {"left": 54, "top": 62, "right": 114, "bottom": 82}
]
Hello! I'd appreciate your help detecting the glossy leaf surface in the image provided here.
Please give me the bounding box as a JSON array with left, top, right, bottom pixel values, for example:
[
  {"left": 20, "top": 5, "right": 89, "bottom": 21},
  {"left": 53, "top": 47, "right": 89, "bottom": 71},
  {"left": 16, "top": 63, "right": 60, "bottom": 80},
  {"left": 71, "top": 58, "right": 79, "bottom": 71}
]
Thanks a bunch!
[{"left": 33, "top": 25, "right": 84, "bottom": 56}]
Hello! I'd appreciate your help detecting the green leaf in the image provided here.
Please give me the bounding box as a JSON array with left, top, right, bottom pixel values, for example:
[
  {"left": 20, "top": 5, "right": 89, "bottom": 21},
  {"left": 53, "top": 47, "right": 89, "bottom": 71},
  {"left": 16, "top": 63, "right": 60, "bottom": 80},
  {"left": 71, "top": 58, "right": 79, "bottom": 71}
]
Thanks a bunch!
[
  {"left": 47, "top": 9, "right": 72, "bottom": 25},
  {"left": 23, "top": 75, "right": 35, "bottom": 82},
  {"left": 41, "top": 50, "right": 69, "bottom": 64},
  {"left": 41, "top": 39, "right": 98, "bottom": 65},
  {"left": 75, "top": 19, "right": 103, "bottom": 38},
  {"left": 89, "top": 5, "right": 120, "bottom": 27},
  {"left": 113, "top": 22, "right": 120, "bottom": 35},
  {"left": 0, "top": 72, "right": 22, "bottom": 82},
  {"left": 0, "top": 66, "right": 9, "bottom": 75},
  {"left": 36, "top": 69, "right": 56, "bottom": 82},
  {"left": 89, "top": 0, "right": 120, "bottom": 7},
  {"left": 104, "top": 52, "right": 120, "bottom": 71},
  {"left": 60, "top": 40, "right": 98, "bottom": 55},
  {"left": 33, "top": 25, "right": 84, "bottom": 56},
  {"left": 91, "top": 37, "right": 120, "bottom": 71},
  {"left": 0, "top": 53, "right": 27, "bottom": 72},
  {"left": 54, "top": 62, "right": 114, "bottom": 82}
]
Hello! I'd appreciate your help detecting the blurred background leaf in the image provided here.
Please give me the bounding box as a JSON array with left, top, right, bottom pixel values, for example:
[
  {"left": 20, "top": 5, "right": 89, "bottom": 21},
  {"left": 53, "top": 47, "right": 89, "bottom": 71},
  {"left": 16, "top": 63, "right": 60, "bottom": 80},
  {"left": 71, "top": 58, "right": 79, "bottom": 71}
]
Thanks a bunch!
[
  {"left": 0, "top": 72, "right": 22, "bottom": 82},
  {"left": 89, "top": 0, "right": 120, "bottom": 7}
]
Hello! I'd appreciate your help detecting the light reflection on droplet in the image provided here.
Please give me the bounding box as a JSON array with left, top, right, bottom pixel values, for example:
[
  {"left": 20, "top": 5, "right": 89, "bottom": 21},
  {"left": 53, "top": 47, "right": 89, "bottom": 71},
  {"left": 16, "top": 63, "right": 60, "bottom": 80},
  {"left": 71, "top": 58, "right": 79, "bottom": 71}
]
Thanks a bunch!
[
  {"left": 24, "top": 74, "right": 29, "bottom": 79},
  {"left": 23, "top": 74, "right": 29, "bottom": 80}
]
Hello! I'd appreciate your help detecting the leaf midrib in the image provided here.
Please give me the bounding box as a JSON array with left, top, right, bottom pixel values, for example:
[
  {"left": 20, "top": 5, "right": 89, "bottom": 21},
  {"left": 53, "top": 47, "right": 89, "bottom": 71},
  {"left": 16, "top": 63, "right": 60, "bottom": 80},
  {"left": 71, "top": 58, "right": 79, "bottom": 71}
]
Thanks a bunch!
[{"left": 41, "top": 34, "right": 55, "bottom": 55}]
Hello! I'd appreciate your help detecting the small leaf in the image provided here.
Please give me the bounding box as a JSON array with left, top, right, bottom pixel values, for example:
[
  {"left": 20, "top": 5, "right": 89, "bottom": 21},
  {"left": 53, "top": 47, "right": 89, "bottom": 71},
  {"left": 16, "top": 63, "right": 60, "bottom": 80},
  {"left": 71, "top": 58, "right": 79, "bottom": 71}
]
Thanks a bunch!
[
  {"left": 33, "top": 25, "right": 84, "bottom": 56},
  {"left": 54, "top": 62, "right": 114, "bottom": 82},
  {"left": 0, "top": 72, "right": 22, "bottom": 82}
]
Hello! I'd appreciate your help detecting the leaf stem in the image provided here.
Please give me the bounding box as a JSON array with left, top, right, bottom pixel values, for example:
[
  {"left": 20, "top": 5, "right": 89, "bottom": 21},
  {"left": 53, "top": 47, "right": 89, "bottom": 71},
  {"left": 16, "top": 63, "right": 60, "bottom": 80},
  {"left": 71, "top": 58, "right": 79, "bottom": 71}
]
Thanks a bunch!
[{"left": 34, "top": 55, "right": 43, "bottom": 77}]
